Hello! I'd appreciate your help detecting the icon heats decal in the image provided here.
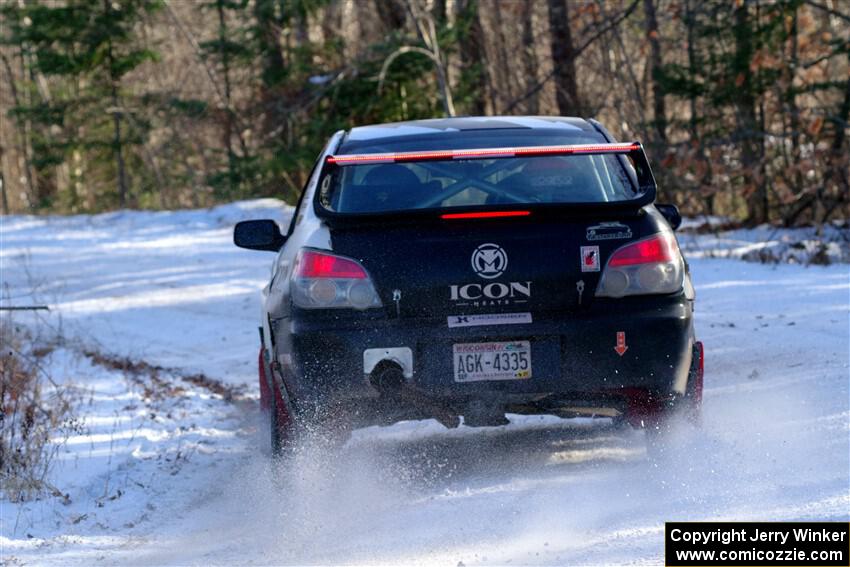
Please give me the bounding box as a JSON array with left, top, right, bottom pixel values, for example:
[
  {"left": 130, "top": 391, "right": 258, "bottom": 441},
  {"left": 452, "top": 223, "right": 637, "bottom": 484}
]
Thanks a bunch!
[
  {"left": 452, "top": 243, "right": 529, "bottom": 308},
  {"left": 581, "top": 245, "right": 600, "bottom": 272},
  {"left": 471, "top": 243, "right": 508, "bottom": 279}
]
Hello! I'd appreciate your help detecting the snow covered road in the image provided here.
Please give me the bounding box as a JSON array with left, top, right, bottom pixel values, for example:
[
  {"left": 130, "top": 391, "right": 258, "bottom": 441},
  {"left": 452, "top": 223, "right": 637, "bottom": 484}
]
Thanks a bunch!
[{"left": 1, "top": 201, "right": 848, "bottom": 565}]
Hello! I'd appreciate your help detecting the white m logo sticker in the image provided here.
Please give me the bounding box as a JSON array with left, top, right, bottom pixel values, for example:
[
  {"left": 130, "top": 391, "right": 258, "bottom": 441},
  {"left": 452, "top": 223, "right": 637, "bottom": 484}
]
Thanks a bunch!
[{"left": 471, "top": 243, "right": 508, "bottom": 279}]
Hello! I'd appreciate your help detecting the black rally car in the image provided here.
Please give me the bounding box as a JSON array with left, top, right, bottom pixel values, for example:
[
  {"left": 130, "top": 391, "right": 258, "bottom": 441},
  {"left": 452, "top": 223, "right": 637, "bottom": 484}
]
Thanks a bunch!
[{"left": 234, "top": 116, "right": 703, "bottom": 453}]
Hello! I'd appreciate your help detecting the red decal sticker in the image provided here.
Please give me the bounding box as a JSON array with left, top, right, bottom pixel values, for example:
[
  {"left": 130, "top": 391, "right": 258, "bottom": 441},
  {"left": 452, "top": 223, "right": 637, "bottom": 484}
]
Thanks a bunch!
[
  {"left": 581, "top": 245, "right": 600, "bottom": 272},
  {"left": 615, "top": 332, "right": 628, "bottom": 356}
]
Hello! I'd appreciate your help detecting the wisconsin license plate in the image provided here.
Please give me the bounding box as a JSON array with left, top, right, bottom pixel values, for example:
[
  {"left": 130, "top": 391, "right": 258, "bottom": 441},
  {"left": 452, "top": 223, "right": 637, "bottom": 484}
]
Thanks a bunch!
[{"left": 453, "top": 341, "right": 532, "bottom": 383}]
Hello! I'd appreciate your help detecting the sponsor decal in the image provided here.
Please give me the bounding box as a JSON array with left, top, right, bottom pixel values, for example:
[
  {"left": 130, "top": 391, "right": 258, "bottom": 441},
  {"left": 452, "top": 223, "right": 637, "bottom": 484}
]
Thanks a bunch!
[
  {"left": 471, "top": 243, "right": 508, "bottom": 279},
  {"left": 586, "top": 221, "right": 633, "bottom": 241},
  {"left": 531, "top": 174, "right": 573, "bottom": 187},
  {"left": 614, "top": 331, "right": 628, "bottom": 356},
  {"left": 449, "top": 281, "right": 531, "bottom": 307},
  {"left": 448, "top": 312, "right": 533, "bottom": 328},
  {"left": 581, "top": 246, "right": 600, "bottom": 272}
]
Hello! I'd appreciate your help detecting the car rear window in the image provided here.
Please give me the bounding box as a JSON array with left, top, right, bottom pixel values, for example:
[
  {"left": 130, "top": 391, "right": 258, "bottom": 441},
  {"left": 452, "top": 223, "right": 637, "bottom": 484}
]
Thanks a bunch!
[{"left": 319, "top": 133, "right": 638, "bottom": 214}]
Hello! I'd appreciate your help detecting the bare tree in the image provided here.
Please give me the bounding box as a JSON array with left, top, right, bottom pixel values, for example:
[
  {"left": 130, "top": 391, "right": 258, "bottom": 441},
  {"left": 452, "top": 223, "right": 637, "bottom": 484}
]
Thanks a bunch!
[
  {"left": 378, "top": 0, "right": 456, "bottom": 116},
  {"left": 522, "top": 0, "right": 539, "bottom": 114},
  {"left": 456, "top": 0, "right": 490, "bottom": 115},
  {"left": 546, "top": 0, "right": 581, "bottom": 116},
  {"left": 643, "top": 0, "right": 666, "bottom": 143}
]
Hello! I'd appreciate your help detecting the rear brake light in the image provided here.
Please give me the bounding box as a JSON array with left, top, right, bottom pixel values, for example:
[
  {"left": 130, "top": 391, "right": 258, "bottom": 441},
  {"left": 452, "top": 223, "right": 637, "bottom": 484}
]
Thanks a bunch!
[
  {"left": 608, "top": 234, "right": 676, "bottom": 267},
  {"left": 595, "top": 233, "right": 684, "bottom": 298},
  {"left": 291, "top": 249, "right": 382, "bottom": 310},
  {"left": 441, "top": 210, "right": 531, "bottom": 220},
  {"left": 297, "top": 250, "right": 368, "bottom": 279}
]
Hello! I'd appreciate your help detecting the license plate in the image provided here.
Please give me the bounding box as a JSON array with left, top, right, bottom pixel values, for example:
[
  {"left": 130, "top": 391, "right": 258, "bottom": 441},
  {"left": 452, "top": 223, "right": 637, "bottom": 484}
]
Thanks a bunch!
[{"left": 453, "top": 341, "right": 532, "bottom": 383}]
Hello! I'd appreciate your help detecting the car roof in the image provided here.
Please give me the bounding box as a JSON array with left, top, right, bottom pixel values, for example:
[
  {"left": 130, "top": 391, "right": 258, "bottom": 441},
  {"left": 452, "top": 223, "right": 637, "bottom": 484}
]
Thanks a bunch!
[{"left": 346, "top": 116, "right": 594, "bottom": 142}]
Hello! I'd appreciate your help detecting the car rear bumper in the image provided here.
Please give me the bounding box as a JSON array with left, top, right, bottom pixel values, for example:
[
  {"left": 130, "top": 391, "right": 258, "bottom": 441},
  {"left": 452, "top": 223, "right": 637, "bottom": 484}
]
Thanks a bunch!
[{"left": 274, "top": 293, "right": 695, "bottom": 411}]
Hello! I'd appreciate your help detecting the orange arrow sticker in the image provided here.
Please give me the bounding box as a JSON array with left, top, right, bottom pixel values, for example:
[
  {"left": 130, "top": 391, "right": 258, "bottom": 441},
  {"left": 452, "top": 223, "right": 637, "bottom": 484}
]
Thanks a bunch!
[{"left": 615, "top": 332, "right": 628, "bottom": 356}]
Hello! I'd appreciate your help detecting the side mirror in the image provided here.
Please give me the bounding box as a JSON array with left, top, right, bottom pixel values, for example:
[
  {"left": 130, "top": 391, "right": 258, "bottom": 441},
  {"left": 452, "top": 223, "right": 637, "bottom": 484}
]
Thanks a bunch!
[
  {"left": 656, "top": 204, "right": 682, "bottom": 231},
  {"left": 234, "top": 220, "right": 285, "bottom": 252}
]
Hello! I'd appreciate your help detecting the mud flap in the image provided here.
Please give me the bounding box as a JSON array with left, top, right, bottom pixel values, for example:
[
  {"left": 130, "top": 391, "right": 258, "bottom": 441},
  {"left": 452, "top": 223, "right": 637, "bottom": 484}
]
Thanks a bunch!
[
  {"left": 644, "top": 341, "right": 704, "bottom": 457},
  {"left": 683, "top": 341, "right": 704, "bottom": 424},
  {"left": 268, "top": 360, "right": 298, "bottom": 455},
  {"left": 259, "top": 347, "right": 271, "bottom": 412}
]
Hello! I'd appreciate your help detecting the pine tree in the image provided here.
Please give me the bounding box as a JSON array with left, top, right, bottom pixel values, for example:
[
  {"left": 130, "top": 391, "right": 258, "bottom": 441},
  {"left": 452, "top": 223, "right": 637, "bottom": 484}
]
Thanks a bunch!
[
  {"left": 2, "top": 0, "right": 161, "bottom": 210},
  {"left": 198, "top": 0, "right": 251, "bottom": 198}
]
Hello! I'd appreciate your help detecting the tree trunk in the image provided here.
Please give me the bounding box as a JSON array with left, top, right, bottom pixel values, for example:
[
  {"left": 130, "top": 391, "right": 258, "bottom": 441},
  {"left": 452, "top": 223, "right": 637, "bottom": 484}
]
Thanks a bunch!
[
  {"left": 522, "top": 0, "right": 539, "bottom": 114},
  {"left": 684, "top": 0, "right": 714, "bottom": 215},
  {"left": 433, "top": 0, "right": 447, "bottom": 26},
  {"left": 217, "top": 0, "right": 237, "bottom": 194},
  {"left": 407, "top": 0, "right": 456, "bottom": 116},
  {"left": 110, "top": 80, "right": 129, "bottom": 208},
  {"left": 785, "top": 7, "right": 805, "bottom": 220},
  {"left": 253, "top": 0, "right": 289, "bottom": 150},
  {"left": 0, "top": 146, "right": 8, "bottom": 214},
  {"left": 546, "top": 0, "right": 581, "bottom": 116},
  {"left": 643, "top": 0, "right": 666, "bottom": 143},
  {"left": 103, "top": 0, "right": 130, "bottom": 208},
  {"left": 684, "top": 0, "right": 698, "bottom": 140},
  {"left": 1, "top": 49, "right": 37, "bottom": 208},
  {"left": 818, "top": 52, "right": 850, "bottom": 223},
  {"left": 787, "top": 8, "right": 801, "bottom": 166},
  {"left": 457, "top": 0, "right": 489, "bottom": 115},
  {"left": 732, "top": 2, "right": 764, "bottom": 225},
  {"left": 490, "top": 0, "right": 514, "bottom": 112},
  {"left": 376, "top": 0, "right": 406, "bottom": 31}
]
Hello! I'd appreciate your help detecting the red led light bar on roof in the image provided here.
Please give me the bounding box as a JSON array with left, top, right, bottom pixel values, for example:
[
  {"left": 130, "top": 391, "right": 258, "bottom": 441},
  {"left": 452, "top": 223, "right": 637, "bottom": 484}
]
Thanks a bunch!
[
  {"left": 441, "top": 210, "right": 531, "bottom": 220},
  {"left": 326, "top": 143, "right": 641, "bottom": 165}
]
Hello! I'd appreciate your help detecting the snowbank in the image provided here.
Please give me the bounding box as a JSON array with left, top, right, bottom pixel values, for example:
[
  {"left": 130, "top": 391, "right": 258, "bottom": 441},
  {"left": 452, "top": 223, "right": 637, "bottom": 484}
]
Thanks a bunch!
[{"left": 678, "top": 218, "right": 849, "bottom": 265}]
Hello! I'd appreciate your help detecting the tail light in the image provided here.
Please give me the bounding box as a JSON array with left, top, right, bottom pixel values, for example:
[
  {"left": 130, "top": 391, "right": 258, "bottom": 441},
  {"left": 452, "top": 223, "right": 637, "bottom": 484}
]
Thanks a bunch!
[
  {"left": 595, "top": 232, "right": 684, "bottom": 298},
  {"left": 291, "top": 249, "right": 382, "bottom": 310}
]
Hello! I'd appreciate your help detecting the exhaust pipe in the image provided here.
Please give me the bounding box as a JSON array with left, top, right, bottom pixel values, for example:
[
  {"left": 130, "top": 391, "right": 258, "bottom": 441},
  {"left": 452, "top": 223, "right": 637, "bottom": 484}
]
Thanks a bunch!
[{"left": 369, "top": 361, "right": 406, "bottom": 392}]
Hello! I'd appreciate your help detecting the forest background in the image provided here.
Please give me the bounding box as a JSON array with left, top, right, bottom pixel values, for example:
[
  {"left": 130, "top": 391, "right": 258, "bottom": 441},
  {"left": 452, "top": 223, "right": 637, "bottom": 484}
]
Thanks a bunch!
[{"left": 0, "top": 0, "right": 847, "bottom": 226}]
